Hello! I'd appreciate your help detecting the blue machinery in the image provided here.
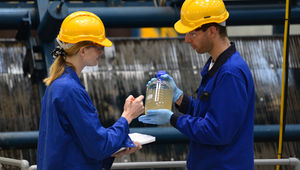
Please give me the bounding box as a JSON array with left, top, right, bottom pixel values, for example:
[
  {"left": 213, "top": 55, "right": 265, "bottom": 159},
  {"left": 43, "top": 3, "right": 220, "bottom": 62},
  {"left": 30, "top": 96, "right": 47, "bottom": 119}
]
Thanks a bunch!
[
  {"left": 1, "top": 0, "right": 300, "bottom": 162},
  {"left": 2, "top": 0, "right": 300, "bottom": 81},
  {"left": 1, "top": 0, "right": 300, "bottom": 100}
]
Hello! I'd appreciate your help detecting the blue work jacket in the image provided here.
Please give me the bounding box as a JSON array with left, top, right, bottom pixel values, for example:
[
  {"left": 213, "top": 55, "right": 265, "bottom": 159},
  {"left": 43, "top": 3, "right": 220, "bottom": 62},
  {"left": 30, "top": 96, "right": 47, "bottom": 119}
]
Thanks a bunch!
[
  {"left": 37, "top": 66, "right": 135, "bottom": 170},
  {"left": 171, "top": 43, "right": 255, "bottom": 170}
]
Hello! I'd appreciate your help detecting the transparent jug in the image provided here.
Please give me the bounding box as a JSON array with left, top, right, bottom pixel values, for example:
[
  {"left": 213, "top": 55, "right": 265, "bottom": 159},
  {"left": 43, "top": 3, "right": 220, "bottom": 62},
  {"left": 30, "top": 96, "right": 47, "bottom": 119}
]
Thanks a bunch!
[{"left": 145, "top": 71, "right": 173, "bottom": 114}]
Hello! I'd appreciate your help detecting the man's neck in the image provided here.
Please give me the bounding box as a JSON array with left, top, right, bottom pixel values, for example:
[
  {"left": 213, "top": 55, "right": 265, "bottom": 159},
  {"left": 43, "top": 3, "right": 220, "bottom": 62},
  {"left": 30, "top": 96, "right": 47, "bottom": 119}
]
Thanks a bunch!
[{"left": 209, "top": 37, "right": 231, "bottom": 62}]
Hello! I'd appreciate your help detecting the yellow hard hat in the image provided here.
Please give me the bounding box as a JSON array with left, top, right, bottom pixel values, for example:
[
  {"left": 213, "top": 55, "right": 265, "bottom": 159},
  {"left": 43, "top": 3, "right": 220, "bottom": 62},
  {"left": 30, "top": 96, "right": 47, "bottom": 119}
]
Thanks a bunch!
[
  {"left": 174, "top": 0, "right": 229, "bottom": 34},
  {"left": 57, "top": 11, "right": 112, "bottom": 47}
]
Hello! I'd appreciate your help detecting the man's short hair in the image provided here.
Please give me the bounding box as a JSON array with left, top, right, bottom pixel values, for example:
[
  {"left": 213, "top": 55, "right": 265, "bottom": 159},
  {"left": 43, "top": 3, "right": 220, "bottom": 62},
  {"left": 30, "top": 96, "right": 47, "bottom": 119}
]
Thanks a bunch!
[{"left": 196, "top": 23, "right": 228, "bottom": 38}]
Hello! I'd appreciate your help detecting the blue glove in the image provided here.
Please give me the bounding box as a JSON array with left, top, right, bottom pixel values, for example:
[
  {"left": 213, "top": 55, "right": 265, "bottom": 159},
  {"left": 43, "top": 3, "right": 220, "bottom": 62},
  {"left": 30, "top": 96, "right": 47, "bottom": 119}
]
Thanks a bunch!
[
  {"left": 160, "top": 74, "right": 183, "bottom": 102},
  {"left": 146, "top": 75, "right": 183, "bottom": 102},
  {"left": 138, "top": 109, "right": 173, "bottom": 125},
  {"left": 146, "top": 78, "right": 157, "bottom": 88}
]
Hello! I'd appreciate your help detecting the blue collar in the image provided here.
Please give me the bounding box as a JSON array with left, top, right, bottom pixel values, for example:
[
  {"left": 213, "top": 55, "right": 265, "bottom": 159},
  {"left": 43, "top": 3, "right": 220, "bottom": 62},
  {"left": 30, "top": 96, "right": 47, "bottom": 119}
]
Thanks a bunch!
[
  {"left": 64, "top": 66, "right": 85, "bottom": 89},
  {"left": 205, "top": 42, "right": 236, "bottom": 78}
]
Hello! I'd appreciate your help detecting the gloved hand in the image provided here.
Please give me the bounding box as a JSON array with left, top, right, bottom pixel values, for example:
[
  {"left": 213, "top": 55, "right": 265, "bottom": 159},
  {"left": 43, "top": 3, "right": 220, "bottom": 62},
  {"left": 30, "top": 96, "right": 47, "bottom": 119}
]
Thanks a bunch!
[
  {"left": 160, "top": 74, "right": 183, "bottom": 102},
  {"left": 146, "top": 74, "right": 183, "bottom": 102},
  {"left": 138, "top": 109, "right": 173, "bottom": 125},
  {"left": 146, "top": 78, "right": 157, "bottom": 88}
]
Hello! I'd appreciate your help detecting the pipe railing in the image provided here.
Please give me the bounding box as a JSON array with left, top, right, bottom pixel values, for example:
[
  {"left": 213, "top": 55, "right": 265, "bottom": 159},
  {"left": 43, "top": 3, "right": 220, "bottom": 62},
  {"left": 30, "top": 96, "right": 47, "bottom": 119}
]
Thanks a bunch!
[
  {"left": 12, "top": 158, "right": 300, "bottom": 170},
  {"left": 255, "top": 158, "right": 300, "bottom": 169},
  {"left": 114, "top": 158, "right": 300, "bottom": 169},
  {"left": 0, "top": 157, "right": 29, "bottom": 170}
]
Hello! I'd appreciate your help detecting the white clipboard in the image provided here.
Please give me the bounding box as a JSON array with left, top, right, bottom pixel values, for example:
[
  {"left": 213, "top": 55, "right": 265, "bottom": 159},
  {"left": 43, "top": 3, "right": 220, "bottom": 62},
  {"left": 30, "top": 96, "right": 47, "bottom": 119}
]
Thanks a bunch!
[{"left": 114, "top": 133, "right": 156, "bottom": 154}]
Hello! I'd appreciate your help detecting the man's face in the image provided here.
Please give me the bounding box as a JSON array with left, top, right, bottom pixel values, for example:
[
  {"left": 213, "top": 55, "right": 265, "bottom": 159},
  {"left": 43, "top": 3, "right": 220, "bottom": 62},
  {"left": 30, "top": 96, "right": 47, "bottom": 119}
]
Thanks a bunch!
[{"left": 185, "top": 27, "right": 213, "bottom": 54}]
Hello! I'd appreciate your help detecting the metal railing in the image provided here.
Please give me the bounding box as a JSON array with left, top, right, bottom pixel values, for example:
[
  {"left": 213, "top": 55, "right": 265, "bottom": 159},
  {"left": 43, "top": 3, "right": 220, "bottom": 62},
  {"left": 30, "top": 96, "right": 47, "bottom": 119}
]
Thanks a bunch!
[
  {"left": 109, "top": 158, "right": 300, "bottom": 169},
  {"left": 28, "top": 165, "right": 37, "bottom": 170},
  {"left": 0, "top": 157, "right": 29, "bottom": 170},
  {"left": 254, "top": 158, "right": 300, "bottom": 169},
  {"left": 1, "top": 157, "right": 300, "bottom": 170}
]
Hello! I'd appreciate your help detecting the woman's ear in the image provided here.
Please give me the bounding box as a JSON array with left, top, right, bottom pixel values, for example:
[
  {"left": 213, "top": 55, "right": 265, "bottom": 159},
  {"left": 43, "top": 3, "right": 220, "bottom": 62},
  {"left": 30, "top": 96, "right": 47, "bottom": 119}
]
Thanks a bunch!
[{"left": 78, "top": 46, "right": 86, "bottom": 57}]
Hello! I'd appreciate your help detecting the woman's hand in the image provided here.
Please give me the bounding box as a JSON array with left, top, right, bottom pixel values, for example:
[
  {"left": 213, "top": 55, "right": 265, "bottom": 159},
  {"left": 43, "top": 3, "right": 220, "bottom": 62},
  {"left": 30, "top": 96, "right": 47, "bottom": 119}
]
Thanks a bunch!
[
  {"left": 111, "top": 141, "right": 142, "bottom": 157},
  {"left": 122, "top": 95, "right": 144, "bottom": 124}
]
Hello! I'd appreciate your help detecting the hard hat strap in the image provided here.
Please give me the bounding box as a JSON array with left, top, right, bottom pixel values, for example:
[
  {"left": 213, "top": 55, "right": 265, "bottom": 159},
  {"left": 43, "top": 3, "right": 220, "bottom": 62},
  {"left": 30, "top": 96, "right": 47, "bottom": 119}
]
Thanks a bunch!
[{"left": 56, "top": 38, "right": 75, "bottom": 50}]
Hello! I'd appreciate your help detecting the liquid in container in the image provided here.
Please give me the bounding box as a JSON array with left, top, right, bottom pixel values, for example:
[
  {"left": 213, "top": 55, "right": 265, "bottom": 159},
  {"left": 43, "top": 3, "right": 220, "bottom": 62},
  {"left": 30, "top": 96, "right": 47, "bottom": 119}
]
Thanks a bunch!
[{"left": 145, "top": 71, "right": 173, "bottom": 114}]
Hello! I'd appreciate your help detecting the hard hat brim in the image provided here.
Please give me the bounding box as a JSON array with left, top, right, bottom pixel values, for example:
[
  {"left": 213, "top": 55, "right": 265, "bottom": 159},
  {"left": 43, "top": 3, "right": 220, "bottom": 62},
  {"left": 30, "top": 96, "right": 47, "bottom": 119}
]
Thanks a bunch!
[
  {"left": 174, "top": 12, "right": 229, "bottom": 34},
  {"left": 98, "top": 38, "right": 113, "bottom": 47},
  {"left": 174, "top": 20, "right": 196, "bottom": 34}
]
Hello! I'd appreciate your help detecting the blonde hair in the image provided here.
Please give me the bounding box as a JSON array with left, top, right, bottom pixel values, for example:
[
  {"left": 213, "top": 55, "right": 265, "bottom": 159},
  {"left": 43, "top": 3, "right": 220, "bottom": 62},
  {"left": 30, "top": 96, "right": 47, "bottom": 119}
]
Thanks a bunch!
[{"left": 43, "top": 41, "right": 93, "bottom": 86}]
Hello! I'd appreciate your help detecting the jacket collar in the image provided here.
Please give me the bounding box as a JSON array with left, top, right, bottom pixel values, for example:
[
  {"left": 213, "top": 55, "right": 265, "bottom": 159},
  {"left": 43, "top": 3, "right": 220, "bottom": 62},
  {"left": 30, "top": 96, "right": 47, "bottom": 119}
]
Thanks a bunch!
[
  {"left": 65, "top": 66, "right": 85, "bottom": 89},
  {"left": 205, "top": 42, "right": 236, "bottom": 78}
]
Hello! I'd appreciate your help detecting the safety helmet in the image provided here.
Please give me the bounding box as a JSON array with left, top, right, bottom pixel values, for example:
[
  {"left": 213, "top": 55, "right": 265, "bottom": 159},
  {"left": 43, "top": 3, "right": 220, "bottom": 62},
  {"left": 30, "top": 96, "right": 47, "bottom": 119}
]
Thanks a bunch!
[
  {"left": 174, "top": 0, "right": 229, "bottom": 34},
  {"left": 57, "top": 11, "right": 112, "bottom": 47}
]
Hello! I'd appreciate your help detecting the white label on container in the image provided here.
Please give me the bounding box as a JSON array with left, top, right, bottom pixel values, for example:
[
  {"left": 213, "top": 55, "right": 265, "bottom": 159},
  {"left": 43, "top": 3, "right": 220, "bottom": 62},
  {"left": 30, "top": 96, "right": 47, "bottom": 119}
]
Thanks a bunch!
[{"left": 147, "top": 94, "right": 153, "bottom": 100}]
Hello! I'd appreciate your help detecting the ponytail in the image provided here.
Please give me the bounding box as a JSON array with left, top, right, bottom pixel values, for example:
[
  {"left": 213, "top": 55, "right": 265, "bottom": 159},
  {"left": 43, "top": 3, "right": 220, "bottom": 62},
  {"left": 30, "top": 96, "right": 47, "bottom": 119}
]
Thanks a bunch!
[{"left": 43, "top": 41, "right": 93, "bottom": 86}]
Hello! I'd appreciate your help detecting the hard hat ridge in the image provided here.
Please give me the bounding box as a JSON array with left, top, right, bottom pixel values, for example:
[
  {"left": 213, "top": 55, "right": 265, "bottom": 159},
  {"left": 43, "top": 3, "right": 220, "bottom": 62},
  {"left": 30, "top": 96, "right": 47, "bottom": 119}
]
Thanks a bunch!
[
  {"left": 174, "top": 0, "right": 229, "bottom": 34},
  {"left": 57, "top": 11, "right": 112, "bottom": 47}
]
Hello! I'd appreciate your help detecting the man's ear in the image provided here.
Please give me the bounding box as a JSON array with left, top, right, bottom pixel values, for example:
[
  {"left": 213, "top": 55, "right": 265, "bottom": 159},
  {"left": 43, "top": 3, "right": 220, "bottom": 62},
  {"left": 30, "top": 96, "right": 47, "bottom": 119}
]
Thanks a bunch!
[{"left": 208, "top": 26, "right": 218, "bottom": 39}]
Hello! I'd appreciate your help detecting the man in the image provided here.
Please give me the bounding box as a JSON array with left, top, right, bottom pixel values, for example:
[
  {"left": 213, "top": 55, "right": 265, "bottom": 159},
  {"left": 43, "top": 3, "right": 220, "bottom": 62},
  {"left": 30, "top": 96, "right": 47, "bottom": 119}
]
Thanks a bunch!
[{"left": 139, "top": 0, "right": 255, "bottom": 169}]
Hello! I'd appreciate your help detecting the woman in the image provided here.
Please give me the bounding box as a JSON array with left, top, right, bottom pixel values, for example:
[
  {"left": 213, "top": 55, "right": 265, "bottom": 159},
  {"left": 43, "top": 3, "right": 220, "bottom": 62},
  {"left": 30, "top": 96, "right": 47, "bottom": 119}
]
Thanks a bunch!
[{"left": 37, "top": 11, "right": 144, "bottom": 170}]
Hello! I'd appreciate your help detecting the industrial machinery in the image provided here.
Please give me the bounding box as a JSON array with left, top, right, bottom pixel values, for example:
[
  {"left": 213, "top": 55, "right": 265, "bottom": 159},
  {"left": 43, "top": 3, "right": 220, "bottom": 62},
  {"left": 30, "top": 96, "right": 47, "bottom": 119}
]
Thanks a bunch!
[{"left": 0, "top": 0, "right": 300, "bottom": 169}]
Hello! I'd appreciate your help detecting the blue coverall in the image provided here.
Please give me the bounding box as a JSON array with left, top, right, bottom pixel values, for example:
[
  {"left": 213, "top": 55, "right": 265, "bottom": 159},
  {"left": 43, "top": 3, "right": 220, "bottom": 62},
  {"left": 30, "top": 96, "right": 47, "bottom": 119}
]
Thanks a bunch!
[
  {"left": 170, "top": 43, "right": 255, "bottom": 170},
  {"left": 37, "top": 66, "right": 135, "bottom": 170}
]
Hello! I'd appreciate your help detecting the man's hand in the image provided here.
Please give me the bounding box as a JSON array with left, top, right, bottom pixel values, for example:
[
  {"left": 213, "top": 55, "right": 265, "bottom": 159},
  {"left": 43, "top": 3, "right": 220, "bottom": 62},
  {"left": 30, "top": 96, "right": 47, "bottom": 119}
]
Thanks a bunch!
[
  {"left": 147, "top": 75, "right": 183, "bottom": 102},
  {"left": 138, "top": 109, "right": 174, "bottom": 125},
  {"left": 159, "top": 74, "right": 183, "bottom": 102}
]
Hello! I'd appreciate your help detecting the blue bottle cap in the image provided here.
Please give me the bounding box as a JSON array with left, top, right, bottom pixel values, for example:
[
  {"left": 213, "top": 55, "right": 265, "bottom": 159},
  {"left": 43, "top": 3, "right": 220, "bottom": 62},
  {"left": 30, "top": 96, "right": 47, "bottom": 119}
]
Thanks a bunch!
[{"left": 156, "top": 70, "right": 167, "bottom": 78}]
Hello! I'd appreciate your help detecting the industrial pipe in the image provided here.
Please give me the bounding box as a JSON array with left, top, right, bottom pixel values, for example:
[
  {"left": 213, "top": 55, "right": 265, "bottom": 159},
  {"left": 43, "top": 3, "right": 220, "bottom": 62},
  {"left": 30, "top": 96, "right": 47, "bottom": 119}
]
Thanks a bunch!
[
  {"left": 1, "top": 125, "right": 300, "bottom": 150},
  {"left": 0, "top": 8, "right": 38, "bottom": 30},
  {"left": 0, "top": 157, "right": 29, "bottom": 170},
  {"left": 277, "top": 0, "right": 292, "bottom": 169},
  {"left": 37, "top": 1, "right": 69, "bottom": 43},
  {"left": 1, "top": 5, "right": 300, "bottom": 30},
  {"left": 0, "top": 131, "right": 38, "bottom": 149},
  {"left": 15, "top": 158, "right": 300, "bottom": 170}
]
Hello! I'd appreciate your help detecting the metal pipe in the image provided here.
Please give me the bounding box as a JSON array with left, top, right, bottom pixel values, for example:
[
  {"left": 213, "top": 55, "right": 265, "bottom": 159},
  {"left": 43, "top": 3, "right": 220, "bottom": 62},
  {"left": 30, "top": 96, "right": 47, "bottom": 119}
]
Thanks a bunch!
[
  {"left": 1, "top": 125, "right": 300, "bottom": 149},
  {"left": 110, "top": 158, "right": 300, "bottom": 169},
  {"left": 28, "top": 165, "right": 37, "bottom": 170},
  {"left": 255, "top": 158, "right": 300, "bottom": 170},
  {"left": 0, "top": 131, "right": 38, "bottom": 149},
  {"left": 1, "top": 5, "right": 300, "bottom": 29},
  {"left": 290, "top": 158, "right": 300, "bottom": 170},
  {"left": 0, "top": 8, "right": 38, "bottom": 29},
  {"left": 23, "top": 158, "right": 300, "bottom": 170},
  {"left": 277, "top": 0, "right": 291, "bottom": 169},
  {"left": 68, "top": 6, "right": 178, "bottom": 28},
  {"left": 37, "top": 1, "right": 68, "bottom": 42},
  {"left": 0, "top": 157, "right": 29, "bottom": 170},
  {"left": 112, "top": 161, "right": 186, "bottom": 169},
  {"left": 254, "top": 124, "right": 300, "bottom": 142}
]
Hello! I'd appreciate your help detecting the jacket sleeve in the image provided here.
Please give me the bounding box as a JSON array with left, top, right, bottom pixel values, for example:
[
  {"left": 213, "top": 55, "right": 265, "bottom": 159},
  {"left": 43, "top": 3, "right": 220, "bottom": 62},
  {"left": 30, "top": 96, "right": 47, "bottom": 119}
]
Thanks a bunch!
[
  {"left": 173, "top": 73, "right": 248, "bottom": 145},
  {"left": 60, "top": 87, "right": 135, "bottom": 160},
  {"left": 102, "top": 157, "right": 115, "bottom": 170},
  {"left": 175, "top": 94, "right": 196, "bottom": 116}
]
